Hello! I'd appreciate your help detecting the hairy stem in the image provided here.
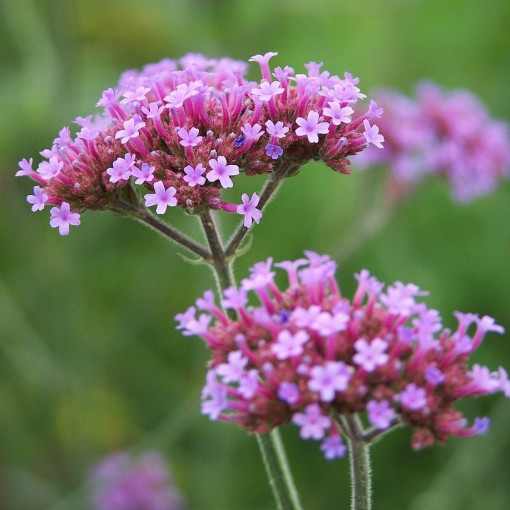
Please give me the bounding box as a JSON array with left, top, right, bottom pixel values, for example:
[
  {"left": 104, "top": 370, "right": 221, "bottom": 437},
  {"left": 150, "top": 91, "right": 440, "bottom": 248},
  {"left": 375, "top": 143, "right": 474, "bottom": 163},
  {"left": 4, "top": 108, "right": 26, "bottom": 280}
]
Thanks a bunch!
[
  {"left": 345, "top": 415, "right": 372, "bottom": 510},
  {"left": 362, "top": 418, "right": 402, "bottom": 444},
  {"left": 257, "top": 432, "right": 303, "bottom": 510},
  {"left": 199, "top": 211, "right": 234, "bottom": 293},
  {"left": 199, "top": 209, "right": 302, "bottom": 510},
  {"left": 112, "top": 200, "right": 210, "bottom": 259},
  {"left": 226, "top": 159, "right": 299, "bottom": 257}
]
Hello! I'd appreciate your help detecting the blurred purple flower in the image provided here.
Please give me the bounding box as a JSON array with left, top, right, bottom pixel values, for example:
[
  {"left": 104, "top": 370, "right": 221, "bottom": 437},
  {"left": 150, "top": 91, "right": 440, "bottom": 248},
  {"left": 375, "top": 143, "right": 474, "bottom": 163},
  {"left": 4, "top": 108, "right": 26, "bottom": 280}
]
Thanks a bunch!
[
  {"left": 89, "top": 451, "right": 185, "bottom": 510},
  {"left": 355, "top": 82, "right": 510, "bottom": 202}
]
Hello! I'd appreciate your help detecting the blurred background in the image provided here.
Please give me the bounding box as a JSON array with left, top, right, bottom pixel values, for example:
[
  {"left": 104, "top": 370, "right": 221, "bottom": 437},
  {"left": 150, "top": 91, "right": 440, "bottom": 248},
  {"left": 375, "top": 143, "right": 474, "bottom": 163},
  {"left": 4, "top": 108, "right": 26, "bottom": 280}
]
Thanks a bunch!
[{"left": 1, "top": 0, "right": 510, "bottom": 509}]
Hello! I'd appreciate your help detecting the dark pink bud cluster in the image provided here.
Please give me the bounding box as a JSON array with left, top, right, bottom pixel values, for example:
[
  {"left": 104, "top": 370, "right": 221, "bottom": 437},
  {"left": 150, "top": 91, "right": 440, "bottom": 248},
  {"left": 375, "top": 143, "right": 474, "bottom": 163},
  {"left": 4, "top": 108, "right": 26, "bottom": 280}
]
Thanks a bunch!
[
  {"left": 355, "top": 82, "right": 510, "bottom": 202},
  {"left": 176, "top": 252, "right": 508, "bottom": 458},
  {"left": 89, "top": 450, "right": 184, "bottom": 510},
  {"left": 16, "top": 52, "right": 383, "bottom": 235}
]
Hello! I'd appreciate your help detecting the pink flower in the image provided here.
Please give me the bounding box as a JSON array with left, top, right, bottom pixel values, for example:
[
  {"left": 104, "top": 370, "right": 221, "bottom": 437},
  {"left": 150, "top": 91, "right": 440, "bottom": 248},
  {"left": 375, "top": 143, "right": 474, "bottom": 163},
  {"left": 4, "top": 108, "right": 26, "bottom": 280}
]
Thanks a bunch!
[
  {"left": 177, "top": 126, "right": 203, "bottom": 147},
  {"left": 89, "top": 451, "right": 184, "bottom": 510},
  {"left": 141, "top": 102, "right": 164, "bottom": 119},
  {"left": 106, "top": 154, "right": 136, "bottom": 183},
  {"left": 241, "top": 123, "right": 264, "bottom": 141},
  {"left": 265, "top": 143, "right": 283, "bottom": 159},
  {"left": 272, "top": 330, "right": 310, "bottom": 360},
  {"left": 398, "top": 383, "right": 427, "bottom": 411},
  {"left": 49, "top": 202, "right": 81, "bottom": 235},
  {"left": 353, "top": 338, "right": 389, "bottom": 372},
  {"left": 236, "top": 192, "right": 262, "bottom": 228},
  {"left": 320, "top": 435, "right": 346, "bottom": 459},
  {"left": 115, "top": 117, "right": 146, "bottom": 144},
  {"left": 468, "top": 364, "right": 501, "bottom": 393},
  {"left": 37, "top": 156, "right": 63, "bottom": 180},
  {"left": 362, "top": 119, "right": 385, "bottom": 148},
  {"left": 310, "top": 311, "right": 349, "bottom": 335},
  {"left": 163, "top": 83, "right": 198, "bottom": 108},
  {"left": 292, "top": 404, "right": 332, "bottom": 440},
  {"left": 175, "top": 306, "right": 197, "bottom": 332},
  {"left": 178, "top": 251, "right": 507, "bottom": 457},
  {"left": 206, "top": 156, "right": 239, "bottom": 188},
  {"left": 323, "top": 101, "right": 354, "bottom": 126},
  {"left": 308, "top": 361, "right": 353, "bottom": 402},
  {"left": 322, "top": 78, "right": 366, "bottom": 103},
  {"left": 195, "top": 290, "right": 216, "bottom": 311},
  {"left": 217, "top": 351, "right": 249, "bottom": 383},
  {"left": 251, "top": 80, "right": 284, "bottom": 102},
  {"left": 144, "top": 181, "right": 177, "bottom": 214},
  {"left": 221, "top": 286, "right": 248, "bottom": 310},
  {"left": 183, "top": 163, "right": 206, "bottom": 187},
  {"left": 77, "top": 126, "right": 99, "bottom": 141},
  {"left": 380, "top": 281, "right": 425, "bottom": 315},
  {"left": 278, "top": 382, "right": 300, "bottom": 404},
  {"left": 120, "top": 86, "right": 151, "bottom": 104},
  {"left": 425, "top": 367, "right": 445, "bottom": 385},
  {"left": 265, "top": 120, "right": 289, "bottom": 138},
  {"left": 132, "top": 162, "right": 156, "bottom": 184},
  {"left": 18, "top": 53, "right": 381, "bottom": 231},
  {"left": 202, "top": 373, "right": 229, "bottom": 420},
  {"left": 355, "top": 83, "right": 510, "bottom": 202},
  {"left": 367, "top": 400, "right": 396, "bottom": 430},
  {"left": 16, "top": 157, "right": 34, "bottom": 177},
  {"left": 180, "top": 313, "right": 212, "bottom": 337},
  {"left": 295, "top": 110, "right": 330, "bottom": 143},
  {"left": 238, "top": 369, "right": 260, "bottom": 399},
  {"left": 27, "top": 186, "right": 48, "bottom": 211},
  {"left": 249, "top": 52, "right": 279, "bottom": 81}
]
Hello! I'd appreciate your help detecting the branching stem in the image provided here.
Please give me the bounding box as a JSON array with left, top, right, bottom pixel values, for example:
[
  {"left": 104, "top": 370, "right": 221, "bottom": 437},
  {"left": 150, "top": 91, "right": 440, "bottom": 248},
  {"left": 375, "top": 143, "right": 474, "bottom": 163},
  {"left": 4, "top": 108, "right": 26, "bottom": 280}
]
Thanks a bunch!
[
  {"left": 199, "top": 207, "right": 302, "bottom": 510},
  {"left": 112, "top": 173, "right": 304, "bottom": 510},
  {"left": 199, "top": 210, "right": 233, "bottom": 293},
  {"left": 112, "top": 200, "right": 210, "bottom": 259}
]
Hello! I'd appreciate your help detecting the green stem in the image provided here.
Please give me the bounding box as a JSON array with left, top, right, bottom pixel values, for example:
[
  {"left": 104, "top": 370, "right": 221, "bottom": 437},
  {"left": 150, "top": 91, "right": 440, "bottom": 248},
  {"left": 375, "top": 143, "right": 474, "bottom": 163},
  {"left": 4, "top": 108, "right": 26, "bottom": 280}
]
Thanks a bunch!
[
  {"left": 112, "top": 200, "right": 210, "bottom": 259},
  {"left": 257, "top": 432, "right": 303, "bottom": 510},
  {"left": 114, "top": 177, "right": 304, "bottom": 510},
  {"left": 199, "top": 211, "right": 233, "bottom": 294},
  {"left": 199, "top": 209, "right": 302, "bottom": 510},
  {"left": 345, "top": 415, "right": 372, "bottom": 510},
  {"left": 270, "top": 428, "right": 304, "bottom": 510},
  {"left": 362, "top": 418, "right": 402, "bottom": 445}
]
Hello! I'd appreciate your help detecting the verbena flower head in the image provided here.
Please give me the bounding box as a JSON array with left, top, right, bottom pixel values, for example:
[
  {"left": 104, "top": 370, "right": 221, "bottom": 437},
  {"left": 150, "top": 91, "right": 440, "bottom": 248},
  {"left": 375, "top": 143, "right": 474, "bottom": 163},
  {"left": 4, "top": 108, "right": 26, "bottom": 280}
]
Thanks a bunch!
[
  {"left": 16, "top": 52, "right": 382, "bottom": 234},
  {"left": 355, "top": 82, "right": 510, "bottom": 202},
  {"left": 176, "top": 252, "right": 508, "bottom": 458},
  {"left": 89, "top": 450, "right": 184, "bottom": 510}
]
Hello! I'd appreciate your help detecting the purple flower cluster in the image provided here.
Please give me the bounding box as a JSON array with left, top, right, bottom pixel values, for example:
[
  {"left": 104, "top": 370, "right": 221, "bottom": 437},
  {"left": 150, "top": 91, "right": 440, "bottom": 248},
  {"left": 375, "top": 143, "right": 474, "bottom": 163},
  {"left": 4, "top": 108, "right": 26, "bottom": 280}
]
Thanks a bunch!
[
  {"left": 176, "top": 252, "right": 508, "bottom": 458},
  {"left": 355, "top": 82, "right": 510, "bottom": 201},
  {"left": 16, "top": 52, "right": 382, "bottom": 235},
  {"left": 89, "top": 451, "right": 184, "bottom": 510}
]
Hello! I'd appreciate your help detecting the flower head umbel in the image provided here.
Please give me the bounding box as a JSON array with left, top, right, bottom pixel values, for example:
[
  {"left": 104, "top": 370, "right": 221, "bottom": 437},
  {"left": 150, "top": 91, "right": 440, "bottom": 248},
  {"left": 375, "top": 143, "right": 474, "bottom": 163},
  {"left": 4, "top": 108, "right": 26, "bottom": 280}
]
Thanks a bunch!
[
  {"left": 355, "top": 82, "right": 510, "bottom": 201},
  {"left": 17, "top": 52, "right": 381, "bottom": 234},
  {"left": 89, "top": 450, "right": 184, "bottom": 510},
  {"left": 177, "top": 252, "right": 507, "bottom": 458}
]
